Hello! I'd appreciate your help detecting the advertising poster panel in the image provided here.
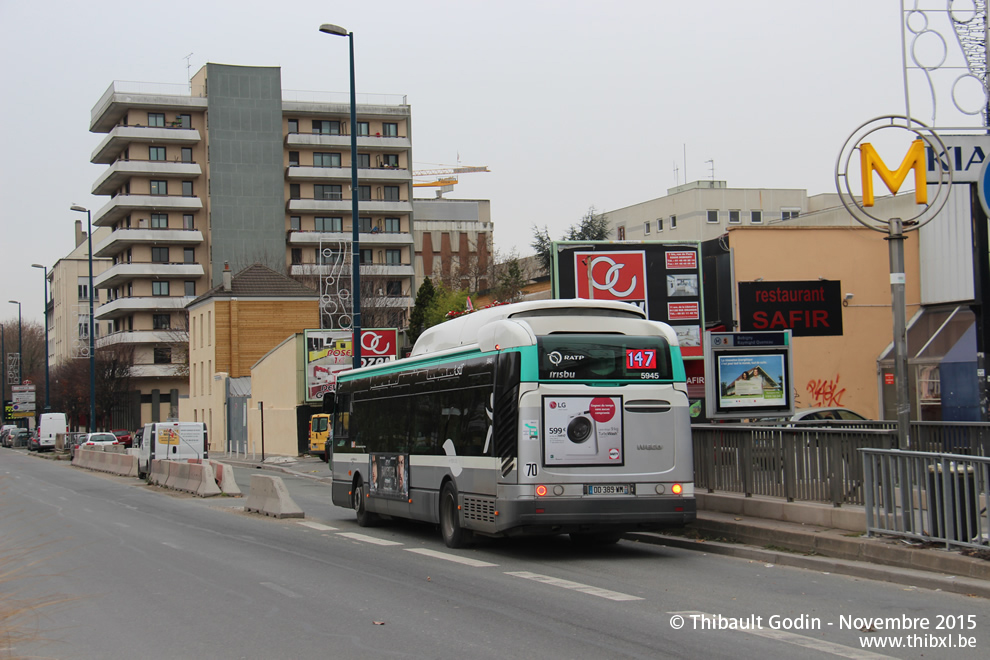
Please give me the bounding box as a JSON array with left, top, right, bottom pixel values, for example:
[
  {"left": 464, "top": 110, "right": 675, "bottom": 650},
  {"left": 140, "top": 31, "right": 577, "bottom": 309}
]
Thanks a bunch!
[
  {"left": 305, "top": 329, "right": 398, "bottom": 402},
  {"left": 704, "top": 331, "right": 794, "bottom": 420},
  {"left": 552, "top": 241, "right": 704, "bottom": 358},
  {"left": 542, "top": 395, "right": 623, "bottom": 466},
  {"left": 369, "top": 453, "right": 409, "bottom": 500}
]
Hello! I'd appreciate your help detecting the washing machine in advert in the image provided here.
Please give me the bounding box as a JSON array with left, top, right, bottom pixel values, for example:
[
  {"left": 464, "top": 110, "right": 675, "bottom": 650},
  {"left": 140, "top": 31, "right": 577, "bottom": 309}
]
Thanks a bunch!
[{"left": 542, "top": 395, "right": 623, "bottom": 466}]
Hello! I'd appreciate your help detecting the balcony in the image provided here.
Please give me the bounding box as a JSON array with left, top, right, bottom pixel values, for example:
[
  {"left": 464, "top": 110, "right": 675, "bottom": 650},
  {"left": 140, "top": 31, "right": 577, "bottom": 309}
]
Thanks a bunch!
[
  {"left": 96, "top": 329, "right": 189, "bottom": 347},
  {"left": 94, "top": 228, "right": 204, "bottom": 258},
  {"left": 94, "top": 262, "right": 205, "bottom": 289},
  {"left": 289, "top": 263, "right": 414, "bottom": 278},
  {"left": 286, "top": 166, "right": 410, "bottom": 183},
  {"left": 287, "top": 197, "right": 412, "bottom": 215},
  {"left": 91, "top": 126, "right": 200, "bottom": 164},
  {"left": 92, "top": 160, "right": 202, "bottom": 195},
  {"left": 287, "top": 230, "right": 413, "bottom": 247},
  {"left": 127, "top": 363, "right": 188, "bottom": 379},
  {"left": 95, "top": 295, "right": 195, "bottom": 320},
  {"left": 285, "top": 133, "right": 411, "bottom": 152},
  {"left": 93, "top": 194, "right": 203, "bottom": 227},
  {"left": 91, "top": 81, "right": 207, "bottom": 133}
]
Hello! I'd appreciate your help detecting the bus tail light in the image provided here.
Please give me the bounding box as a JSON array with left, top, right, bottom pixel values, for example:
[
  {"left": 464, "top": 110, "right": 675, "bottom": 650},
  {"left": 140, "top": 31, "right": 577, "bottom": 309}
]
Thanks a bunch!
[
  {"left": 671, "top": 483, "right": 683, "bottom": 495},
  {"left": 535, "top": 484, "right": 548, "bottom": 497}
]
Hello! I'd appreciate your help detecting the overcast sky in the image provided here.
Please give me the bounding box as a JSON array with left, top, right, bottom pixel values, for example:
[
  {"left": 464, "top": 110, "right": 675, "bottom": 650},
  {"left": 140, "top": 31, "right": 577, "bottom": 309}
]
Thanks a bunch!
[{"left": 0, "top": 1, "right": 925, "bottom": 325}]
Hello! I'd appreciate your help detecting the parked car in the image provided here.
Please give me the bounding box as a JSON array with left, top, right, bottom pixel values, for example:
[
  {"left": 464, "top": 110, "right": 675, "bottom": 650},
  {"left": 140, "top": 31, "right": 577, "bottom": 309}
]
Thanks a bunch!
[
  {"left": 67, "top": 433, "right": 87, "bottom": 457},
  {"left": 76, "top": 432, "right": 120, "bottom": 452},
  {"left": 789, "top": 407, "right": 868, "bottom": 422},
  {"left": 0, "top": 425, "right": 17, "bottom": 448},
  {"left": 8, "top": 429, "right": 30, "bottom": 448},
  {"left": 34, "top": 413, "right": 68, "bottom": 452},
  {"left": 112, "top": 429, "right": 133, "bottom": 449}
]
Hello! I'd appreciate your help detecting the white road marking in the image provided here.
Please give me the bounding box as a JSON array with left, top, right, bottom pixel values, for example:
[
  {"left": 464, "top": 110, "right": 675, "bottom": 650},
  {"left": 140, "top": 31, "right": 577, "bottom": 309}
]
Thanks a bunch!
[
  {"left": 405, "top": 548, "right": 498, "bottom": 567},
  {"left": 336, "top": 532, "right": 403, "bottom": 546},
  {"left": 161, "top": 542, "right": 181, "bottom": 550},
  {"left": 260, "top": 582, "right": 300, "bottom": 598},
  {"left": 668, "top": 611, "right": 895, "bottom": 660},
  {"left": 297, "top": 521, "right": 338, "bottom": 531},
  {"left": 505, "top": 571, "right": 643, "bottom": 601}
]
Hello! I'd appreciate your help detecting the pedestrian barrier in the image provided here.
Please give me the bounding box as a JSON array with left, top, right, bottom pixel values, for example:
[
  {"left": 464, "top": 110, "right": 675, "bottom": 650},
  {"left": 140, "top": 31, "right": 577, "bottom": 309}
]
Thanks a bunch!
[{"left": 244, "top": 475, "right": 304, "bottom": 519}]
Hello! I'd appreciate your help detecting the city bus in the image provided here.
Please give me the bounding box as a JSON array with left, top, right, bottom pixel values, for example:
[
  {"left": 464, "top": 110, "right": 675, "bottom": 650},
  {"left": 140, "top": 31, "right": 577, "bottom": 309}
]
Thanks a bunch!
[{"left": 326, "top": 299, "right": 695, "bottom": 547}]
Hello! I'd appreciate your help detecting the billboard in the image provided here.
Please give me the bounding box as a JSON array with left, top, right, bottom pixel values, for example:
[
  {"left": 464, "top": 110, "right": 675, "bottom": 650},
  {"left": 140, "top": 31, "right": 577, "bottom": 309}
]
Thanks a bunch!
[
  {"left": 305, "top": 329, "right": 398, "bottom": 402},
  {"left": 737, "top": 280, "right": 843, "bottom": 337},
  {"left": 553, "top": 241, "right": 704, "bottom": 357}
]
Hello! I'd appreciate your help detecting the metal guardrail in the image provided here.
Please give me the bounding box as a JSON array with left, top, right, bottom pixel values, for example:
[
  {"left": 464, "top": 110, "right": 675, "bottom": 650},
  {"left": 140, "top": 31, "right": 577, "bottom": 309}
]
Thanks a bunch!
[
  {"left": 862, "top": 448, "right": 990, "bottom": 550},
  {"left": 692, "top": 421, "right": 990, "bottom": 507}
]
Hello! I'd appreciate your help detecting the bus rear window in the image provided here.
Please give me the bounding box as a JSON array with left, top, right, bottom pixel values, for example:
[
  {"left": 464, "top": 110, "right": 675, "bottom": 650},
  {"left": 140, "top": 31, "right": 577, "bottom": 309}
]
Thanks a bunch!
[{"left": 537, "top": 335, "right": 672, "bottom": 381}]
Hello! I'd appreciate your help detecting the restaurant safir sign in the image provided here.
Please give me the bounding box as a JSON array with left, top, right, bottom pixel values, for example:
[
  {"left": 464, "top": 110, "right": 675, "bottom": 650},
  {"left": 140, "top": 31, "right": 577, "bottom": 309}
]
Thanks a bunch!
[{"left": 737, "top": 281, "right": 843, "bottom": 337}]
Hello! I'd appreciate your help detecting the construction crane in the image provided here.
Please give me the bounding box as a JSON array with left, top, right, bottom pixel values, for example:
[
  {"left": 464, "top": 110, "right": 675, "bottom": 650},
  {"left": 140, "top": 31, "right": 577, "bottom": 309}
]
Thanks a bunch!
[{"left": 413, "top": 165, "right": 490, "bottom": 197}]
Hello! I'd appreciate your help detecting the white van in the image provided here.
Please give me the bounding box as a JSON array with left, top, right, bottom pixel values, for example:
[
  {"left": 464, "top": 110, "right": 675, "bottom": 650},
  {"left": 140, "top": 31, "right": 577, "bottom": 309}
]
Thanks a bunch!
[
  {"left": 137, "top": 421, "right": 208, "bottom": 477},
  {"left": 36, "top": 413, "right": 68, "bottom": 452}
]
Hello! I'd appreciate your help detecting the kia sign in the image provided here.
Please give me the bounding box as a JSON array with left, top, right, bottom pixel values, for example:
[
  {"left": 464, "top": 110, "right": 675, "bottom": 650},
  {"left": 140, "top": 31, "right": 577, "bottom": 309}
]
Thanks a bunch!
[
  {"left": 305, "top": 328, "right": 398, "bottom": 401},
  {"left": 553, "top": 241, "right": 704, "bottom": 357},
  {"left": 738, "top": 280, "right": 843, "bottom": 337}
]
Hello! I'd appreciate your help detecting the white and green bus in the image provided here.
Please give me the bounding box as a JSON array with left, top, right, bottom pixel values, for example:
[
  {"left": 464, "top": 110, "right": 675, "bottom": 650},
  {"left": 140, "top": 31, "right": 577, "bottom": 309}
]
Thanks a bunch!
[{"left": 327, "top": 299, "right": 695, "bottom": 547}]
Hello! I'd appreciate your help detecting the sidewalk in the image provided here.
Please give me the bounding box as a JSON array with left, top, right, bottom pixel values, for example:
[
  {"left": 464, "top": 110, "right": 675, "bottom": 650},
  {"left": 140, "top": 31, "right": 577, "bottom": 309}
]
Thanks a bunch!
[{"left": 213, "top": 452, "right": 990, "bottom": 598}]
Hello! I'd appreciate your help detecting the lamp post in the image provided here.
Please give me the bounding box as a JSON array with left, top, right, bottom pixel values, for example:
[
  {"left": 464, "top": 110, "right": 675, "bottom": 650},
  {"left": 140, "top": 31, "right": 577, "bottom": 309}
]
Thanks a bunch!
[
  {"left": 31, "top": 264, "right": 50, "bottom": 412},
  {"left": 319, "top": 22, "right": 362, "bottom": 369},
  {"left": 1, "top": 324, "right": 5, "bottom": 425},
  {"left": 7, "top": 301, "right": 21, "bottom": 386},
  {"left": 70, "top": 204, "right": 97, "bottom": 432}
]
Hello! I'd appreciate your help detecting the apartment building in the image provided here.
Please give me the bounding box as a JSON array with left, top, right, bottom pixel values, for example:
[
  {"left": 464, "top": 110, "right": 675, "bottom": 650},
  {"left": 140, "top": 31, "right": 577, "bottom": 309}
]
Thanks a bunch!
[
  {"left": 86, "top": 63, "right": 414, "bottom": 427},
  {"left": 412, "top": 198, "right": 493, "bottom": 291}
]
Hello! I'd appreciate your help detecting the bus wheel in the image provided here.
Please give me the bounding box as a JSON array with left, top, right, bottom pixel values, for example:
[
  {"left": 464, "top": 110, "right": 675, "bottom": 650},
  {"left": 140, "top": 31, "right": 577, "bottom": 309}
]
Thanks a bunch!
[
  {"left": 569, "top": 532, "right": 623, "bottom": 546},
  {"left": 353, "top": 477, "right": 379, "bottom": 527},
  {"left": 440, "top": 482, "right": 472, "bottom": 548}
]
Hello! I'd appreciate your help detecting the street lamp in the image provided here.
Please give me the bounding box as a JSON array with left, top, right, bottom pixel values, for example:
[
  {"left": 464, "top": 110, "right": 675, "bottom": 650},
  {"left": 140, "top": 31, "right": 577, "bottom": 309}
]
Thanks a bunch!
[
  {"left": 70, "top": 204, "right": 97, "bottom": 432},
  {"left": 31, "top": 264, "right": 50, "bottom": 412},
  {"left": 1, "top": 324, "right": 5, "bottom": 425},
  {"left": 319, "top": 22, "right": 362, "bottom": 369},
  {"left": 8, "top": 301, "right": 21, "bottom": 386}
]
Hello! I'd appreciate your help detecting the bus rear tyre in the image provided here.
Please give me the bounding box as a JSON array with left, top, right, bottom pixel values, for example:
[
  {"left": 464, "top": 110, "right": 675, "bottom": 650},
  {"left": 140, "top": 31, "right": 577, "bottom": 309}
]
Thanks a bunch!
[
  {"left": 440, "top": 483, "right": 472, "bottom": 548},
  {"left": 353, "top": 478, "right": 379, "bottom": 527}
]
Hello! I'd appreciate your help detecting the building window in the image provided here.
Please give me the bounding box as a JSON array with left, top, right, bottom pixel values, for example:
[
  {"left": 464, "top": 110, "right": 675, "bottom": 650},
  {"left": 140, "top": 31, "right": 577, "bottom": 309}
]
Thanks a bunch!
[
  {"left": 152, "top": 247, "right": 169, "bottom": 263},
  {"left": 184, "top": 247, "right": 195, "bottom": 264},
  {"left": 151, "top": 213, "right": 168, "bottom": 229},
  {"left": 288, "top": 118, "right": 298, "bottom": 134},
  {"left": 315, "top": 217, "right": 342, "bottom": 232},
  {"left": 290, "top": 216, "right": 301, "bottom": 231},
  {"left": 384, "top": 217, "right": 400, "bottom": 233},
  {"left": 150, "top": 180, "right": 168, "bottom": 196},
  {"left": 357, "top": 153, "right": 370, "bottom": 168},
  {"left": 314, "top": 184, "right": 342, "bottom": 200},
  {"left": 291, "top": 248, "right": 302, "bottom": 265},
  {"left": 181, "top": 147, "right": 193, "bottom": 163},
  {"left": 382, "top": 154, "right": 399, "bottom": 167},
  {"left": 288, "top": 151, "right": 299, "bottom": 167},
  {"left": 78, "top": 278, "right": 90, "bottom": 301},
  {"left": 382, "top": 122, "right": 398, "bottom": 137},
  {"left": 148, "top": 113, "right": 165, "bottom": 127},
  {"left": 359, "top": 217, "right": 373, "bottom": 232},
  {"left": 670, "top": 215, "right": 677, "bottom": 229},
  {"left": 357, "top": 122, "right": 369, "bottom": 136},
  {"left": 154, "top": 346, "right": 172, "bottom": 364},
  {"left": 184, "top": 281, "right": 195, "bottom": 296},
  {"left": 152, "top": 281, "right": 170, "bottom": 296},
  {"left": 183, "top": 214, "right": 194, "bottom": 229},
  {"left": 178, "top": 114, "right": 191, "bottom": 129},
  {"left": 153, "top": 314, "right": 171, "bottom": 330},
  {"left": 314, "top": 152, "right": 341, "bottom": 168},
  {"left": 386, "top": 280, "right": 402, "bottom": 296},
  {"left": 644, "top": 221, "right": 651, "bottom": 235},
  {"left": 290, "top": 184, "right": 301, "bottom": 200},
  {"left": 360, "top": 248, "right": 373, "bottom": 264},
  {"left": 358, "top": 186, "right": 371, "bottom": 201},
  {"left": 182, "top": 181, "right": 193, "bottom": 197},
  {"left": 781, "top": 209, "right": 800, "bottom": 221},
  {"left": 313, "top": 120, "right": 340, "bottom": 135},
  {"left": 318, "top": 249, "right": 343, "bottom": 265},
  {"left": 657, "top": 218, "right": 664, "bottom": 232},
  {"left": 707, "top": 210, "right": 719, "bottom": 223},
  {"left": 617, "top": 226, "right": 625, "bottom": 240},
  {"left": 729, "top": 210, "right": 740, "bottom": 224},
  {"left": 751, "top": 210, "right": 763, "bottom": 224},
  {"left": 149, "top": 146, "right": 166, "bottom": 161},
  {"left": 385, "top": 249, "right": 401, "bottom": 264},
  {"left": 384, "top": 186, "right": 400, "bottom": 201}
]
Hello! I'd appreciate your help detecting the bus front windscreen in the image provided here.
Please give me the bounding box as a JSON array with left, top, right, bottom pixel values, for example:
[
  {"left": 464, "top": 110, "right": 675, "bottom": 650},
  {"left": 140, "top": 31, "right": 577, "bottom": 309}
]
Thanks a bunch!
[{"left": 537, "top": 334, "right": 672, "bottom": 381}]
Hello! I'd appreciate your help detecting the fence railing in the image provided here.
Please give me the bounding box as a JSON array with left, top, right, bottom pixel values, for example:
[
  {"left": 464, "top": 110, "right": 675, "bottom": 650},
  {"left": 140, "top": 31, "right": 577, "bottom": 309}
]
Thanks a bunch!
[
  {"left": 862, "top": 448, "right": 990, "bottom": 550},
  {"left": 692, "top": 421, "right": 990, "bottom": 507}
]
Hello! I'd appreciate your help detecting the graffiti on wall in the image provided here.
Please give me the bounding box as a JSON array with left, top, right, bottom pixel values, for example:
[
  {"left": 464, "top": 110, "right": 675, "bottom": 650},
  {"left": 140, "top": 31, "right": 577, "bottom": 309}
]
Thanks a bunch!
[{"left": 806, "top": 374, "right": 846, "bottom": 408}]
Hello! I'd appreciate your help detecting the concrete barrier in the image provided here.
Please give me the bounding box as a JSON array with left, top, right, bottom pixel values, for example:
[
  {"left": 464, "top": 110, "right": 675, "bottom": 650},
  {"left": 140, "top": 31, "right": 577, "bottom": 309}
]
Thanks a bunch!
[
  {"left": 72, "top": 448, "right": 139, "bottom": 478},
  {"left": 244, "top": 475, "right": 304, "bottom": 519},
  {"left": 147, "top": 459, "right": 221, "bottom": 497},
  {"left": 204, "top": 460, "right": 242, "bottom": 496}
]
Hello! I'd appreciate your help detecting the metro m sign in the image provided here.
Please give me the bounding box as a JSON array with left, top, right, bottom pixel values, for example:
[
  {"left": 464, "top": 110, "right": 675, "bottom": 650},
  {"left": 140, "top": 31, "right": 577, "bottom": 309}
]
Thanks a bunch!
[
  {"left": 860, "top": 139, "right": 927, "bottom": 207},
  {"left": 738, "top": 281, "right": 843, "bottom": 337}
]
